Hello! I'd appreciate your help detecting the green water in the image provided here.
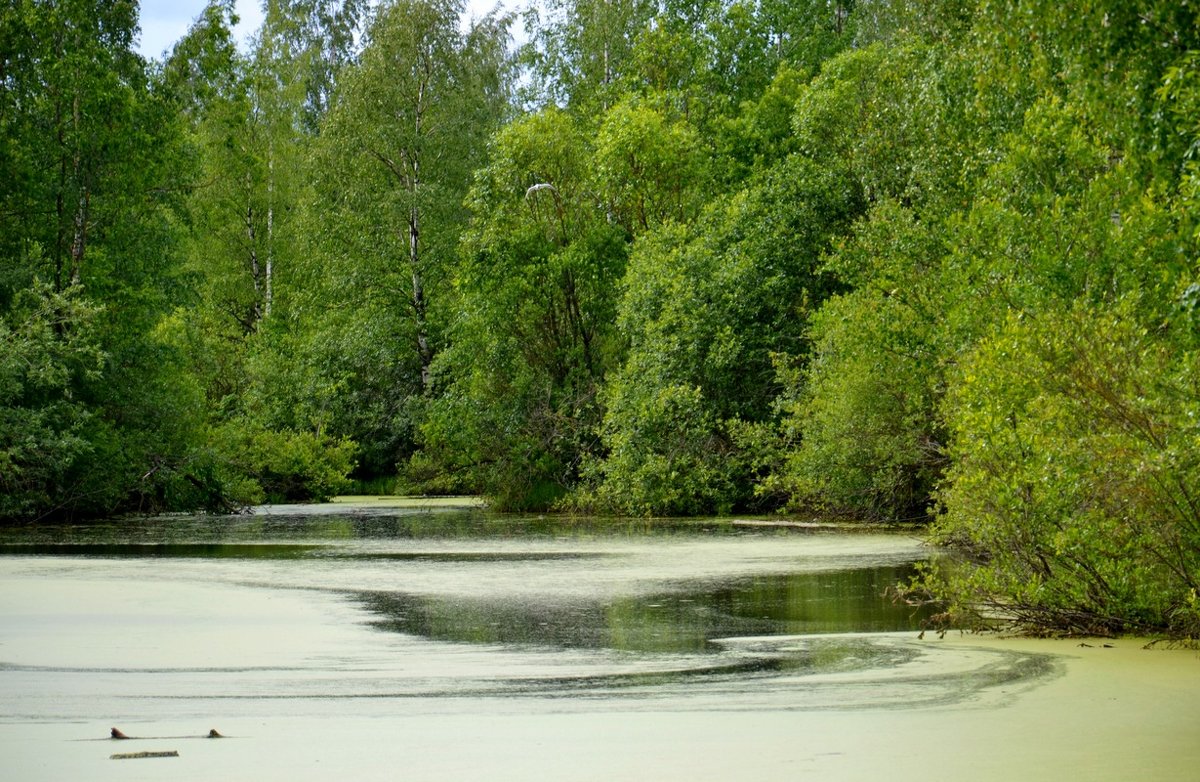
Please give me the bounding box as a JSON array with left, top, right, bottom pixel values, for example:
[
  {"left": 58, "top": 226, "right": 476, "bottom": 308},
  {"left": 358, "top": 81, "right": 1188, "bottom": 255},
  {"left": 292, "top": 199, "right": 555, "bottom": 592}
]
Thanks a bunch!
[
  {"left": 0, "top": 509, "right": 932, "bottom": 656},
  {"left": 1, "top": 506, "right": 1058, "bottom": 714},
  {"left": 1, "top": 504, "right": 1103, "bottom": 782}
]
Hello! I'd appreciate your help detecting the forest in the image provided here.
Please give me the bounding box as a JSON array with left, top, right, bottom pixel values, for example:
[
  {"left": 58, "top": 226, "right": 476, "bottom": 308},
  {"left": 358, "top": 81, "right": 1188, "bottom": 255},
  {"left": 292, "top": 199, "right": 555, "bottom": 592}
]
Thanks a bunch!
[{"left": 2, "top": 0, "right": 1199, "bottom": 636}]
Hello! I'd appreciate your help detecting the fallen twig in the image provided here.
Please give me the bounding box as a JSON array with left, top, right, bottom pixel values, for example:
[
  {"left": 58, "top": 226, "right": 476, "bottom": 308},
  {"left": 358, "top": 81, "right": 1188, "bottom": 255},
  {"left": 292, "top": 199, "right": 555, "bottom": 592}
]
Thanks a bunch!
[{"left": 110, "top": 751, "right": 179, "bottom": 760}]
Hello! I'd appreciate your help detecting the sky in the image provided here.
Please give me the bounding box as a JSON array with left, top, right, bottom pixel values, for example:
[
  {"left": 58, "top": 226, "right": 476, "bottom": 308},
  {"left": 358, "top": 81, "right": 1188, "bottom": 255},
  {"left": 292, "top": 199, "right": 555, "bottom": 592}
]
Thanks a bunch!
[
  {"left": 137, "top": 0, "right": 265, "bottom": 59},
  {"left": 135, "top": 0, "right": 512, "bottom": 60}
]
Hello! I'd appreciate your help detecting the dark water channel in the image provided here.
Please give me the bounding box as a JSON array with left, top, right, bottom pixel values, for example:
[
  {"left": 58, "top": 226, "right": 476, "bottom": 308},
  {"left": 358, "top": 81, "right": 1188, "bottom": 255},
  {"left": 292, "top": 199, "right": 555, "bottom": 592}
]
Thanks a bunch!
[{"left": 0, "top": 506, "right": 1057, "bottom": 722}]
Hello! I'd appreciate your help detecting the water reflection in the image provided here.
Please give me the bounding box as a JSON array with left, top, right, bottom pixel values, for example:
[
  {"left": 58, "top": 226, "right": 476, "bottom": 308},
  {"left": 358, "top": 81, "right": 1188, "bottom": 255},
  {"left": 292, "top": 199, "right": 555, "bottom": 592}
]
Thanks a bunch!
[
  {"left": 0, "top": 510, "right": 932, "bottom": 654},
  {"left": 355, "top": 563, "right": 929, "bottom": 652},
  {"left": 0, "top": 542, "right": 321, "bottom": 559},
  {"left": 0, "top": 507, "right": 1058, "bottom": 716},
  {"left": 0, "top": 510, "right": 812, "bottom": 545}
]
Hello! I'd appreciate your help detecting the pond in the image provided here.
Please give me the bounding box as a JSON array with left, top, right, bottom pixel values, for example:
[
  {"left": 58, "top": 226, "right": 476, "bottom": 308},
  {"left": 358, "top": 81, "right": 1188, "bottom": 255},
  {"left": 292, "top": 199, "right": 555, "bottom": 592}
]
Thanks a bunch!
[{"left": 1, "top": 501, "right": 1197, "bottom": 781}]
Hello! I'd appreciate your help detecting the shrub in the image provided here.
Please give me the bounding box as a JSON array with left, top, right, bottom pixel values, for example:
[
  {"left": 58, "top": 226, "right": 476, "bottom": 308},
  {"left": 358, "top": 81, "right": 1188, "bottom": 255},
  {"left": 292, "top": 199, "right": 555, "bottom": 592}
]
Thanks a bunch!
[
  {"left": 929, "top": 299, "right": 1200, "bottom": 636},
  {"left": 211, "top": 421, "right": 356, "bottom": 503}
]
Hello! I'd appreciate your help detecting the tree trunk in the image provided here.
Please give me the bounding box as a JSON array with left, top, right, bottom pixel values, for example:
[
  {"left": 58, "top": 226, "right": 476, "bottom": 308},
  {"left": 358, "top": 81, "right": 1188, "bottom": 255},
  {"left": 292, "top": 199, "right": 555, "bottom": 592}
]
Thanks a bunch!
[
  {"left": 265, "top": 137, "right": 275, "bottom": 319},
  {"left": 245, "top": 186, "right": 263, "bottom": 331},
  {"left": 409, "top": 207, "right": 433, "bottom": 393},
  {"left": 409, "top": 76, "right": 433, "bottom": 393},
  {"left": 68, "top": 91, "right": 88, "bottom": 286}
]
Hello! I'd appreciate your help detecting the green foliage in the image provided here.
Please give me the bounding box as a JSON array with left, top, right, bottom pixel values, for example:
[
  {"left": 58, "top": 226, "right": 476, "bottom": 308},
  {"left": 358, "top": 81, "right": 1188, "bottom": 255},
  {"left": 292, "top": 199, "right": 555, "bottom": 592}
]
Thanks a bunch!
[
  {"left": 932, "top": 299, "right": 1200, "bottom": 635},
  {"left": 715, "top": 64, "right": 810, "bottom": 176},
  {"left": 744, "top": 40, "right": 962, "bottom": 521},
  {"left": 764, "top": 196, "right": 948, "bottom": 519},
  {"left": 853, "top": 0, "right": 974, "bottom": 46},
  {"left": 791, "top": 42, "right": 952, "bottom": 207},
  {"left": 587, "top": 156, "right": 864, "bottom": 515},
  {"left": 593, "top": 98, "right": 708, "bottom": 234},
  {"left": 415, "top": 106, "right": 627, "bottom": 509},
  {"left": 750, "top": 0, "right": 1200, "bottom": 637},
  {"left": 782, "top": 290, "right": 943, "bottom": 520},
  {"left": 518, "top": 0, "right": 657, "bottom": 111},
  {"left": 238, "top": 314, "right": 419, "bottom": 478},
  {"left": 277, "top": 0, "right": 510, "bottom": 482},
  {"left": 258, "top": 0, "right": 369, "bottom": 133},
  {"left": 0, "top": 283, "right": 103, "bottom": 518},
  {"left": 0, "top": 0, "right": 222, "bottom": 519},
  {"left": 6, "top": 0, "right": 1200, "bottom": 640},
  {"left": 209, "top": 419, "right": 355, "bottom": 503}
]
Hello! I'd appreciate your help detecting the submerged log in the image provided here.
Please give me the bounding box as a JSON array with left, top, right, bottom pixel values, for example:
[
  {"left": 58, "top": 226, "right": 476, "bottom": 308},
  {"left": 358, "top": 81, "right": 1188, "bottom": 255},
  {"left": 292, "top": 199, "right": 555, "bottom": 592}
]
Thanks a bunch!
[{"left": 110, "top": 751, "right": 179, "bottom": 760}]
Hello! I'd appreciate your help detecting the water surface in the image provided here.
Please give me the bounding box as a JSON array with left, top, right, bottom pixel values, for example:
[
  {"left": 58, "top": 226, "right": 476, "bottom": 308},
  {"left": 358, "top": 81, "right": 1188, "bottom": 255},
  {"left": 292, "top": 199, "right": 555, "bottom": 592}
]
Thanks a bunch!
[
  {"left": 1, "top": 504, "right": 1121, "bottom": 780},
  {"left": 0, "top": 507, "right": 1055, "bottom": 715}
]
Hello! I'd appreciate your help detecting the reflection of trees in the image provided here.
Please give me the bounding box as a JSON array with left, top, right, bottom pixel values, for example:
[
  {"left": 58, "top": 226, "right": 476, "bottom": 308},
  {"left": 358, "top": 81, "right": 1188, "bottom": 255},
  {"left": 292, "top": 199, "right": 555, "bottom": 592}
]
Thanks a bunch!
[
  {"left": 605, "top": 598, "right": 713, "bottom": 652},
  {"left": 604, "top": 565, "right": 929, "bottom": 652},
  {"left": 358, "top": 564, "right": 931, "bottom": 652},
  {"left": 724, "top": 565, "right": 929, "bottom": 634}
]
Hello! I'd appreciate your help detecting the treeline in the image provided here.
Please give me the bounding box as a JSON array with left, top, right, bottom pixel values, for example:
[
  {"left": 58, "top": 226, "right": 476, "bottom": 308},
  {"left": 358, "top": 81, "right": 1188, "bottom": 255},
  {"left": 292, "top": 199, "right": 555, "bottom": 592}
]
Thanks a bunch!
[{"left": 2, "top": 0, "right": 1199, "bottom": 635}]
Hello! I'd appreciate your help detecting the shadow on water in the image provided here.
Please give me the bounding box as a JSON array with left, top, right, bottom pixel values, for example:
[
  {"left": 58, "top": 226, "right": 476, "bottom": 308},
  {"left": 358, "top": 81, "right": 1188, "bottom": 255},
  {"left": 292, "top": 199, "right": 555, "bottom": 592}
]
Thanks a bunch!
[
  {"left": 486, "top": 637, "right": 1060, "bottom": 711},
  {"left": 357, "top": 563, "right": 934, "bottom": 653}
]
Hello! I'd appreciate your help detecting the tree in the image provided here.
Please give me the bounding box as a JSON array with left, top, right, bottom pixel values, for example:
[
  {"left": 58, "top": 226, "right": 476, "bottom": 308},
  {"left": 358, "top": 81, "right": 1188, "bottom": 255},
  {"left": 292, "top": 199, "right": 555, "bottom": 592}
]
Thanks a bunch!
[
  {"left": 931, "top": 297, "right": 1200, "bottom": 636},
  {"left": 415, "top": 106, "right": 627, "bottom": 507},
  {"left": 587, "top": 156, "right": 863, "bottom": 515},
  {"left": 163, "top": 0, "right": 274, "bottom": 339},
  {"left": 592, "top": 97, "right": 708, "bottom": 235},
  {"left": 519, "top": 0, "right": 656, "bottom": 111},
  {"left": 776, "top": 0, "right": 1200, "bottom": 636},
  {"left": 0, "top": 283, "right": 103, "bottom": 519},
  {"left": 779, "top": 202, "right": 949, "bottom": 520},
  {"left": 422, "top": 0, "right": 865, "bottom": 512},
  {"left": 0, "top": 0, "right": 218, "bottom": 518},
  {"left": 156, "top": 1, "right": 358, "bottom": 504},
  {"left": 0, "top": 0, "right": 154, "bottom": 297},
  {"left": 272, "top": 0, "right": 510, "bottom": 481},
  {"left": 259, "top": 0, "right": 368, "bottom": 133},
  {"left": 764, "top": 38, "right": 977, "bottom": 520}
]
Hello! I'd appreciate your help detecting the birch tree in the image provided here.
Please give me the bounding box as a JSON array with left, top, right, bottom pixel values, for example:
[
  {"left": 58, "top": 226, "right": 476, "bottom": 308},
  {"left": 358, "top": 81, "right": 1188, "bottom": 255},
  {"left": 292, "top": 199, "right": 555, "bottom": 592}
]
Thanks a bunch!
[
  {"left": 314, "top": 0, "right": 510, "bottom": 393},
  {"left": 267, "top": 0, "right": 510, "bottom": 478}
]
